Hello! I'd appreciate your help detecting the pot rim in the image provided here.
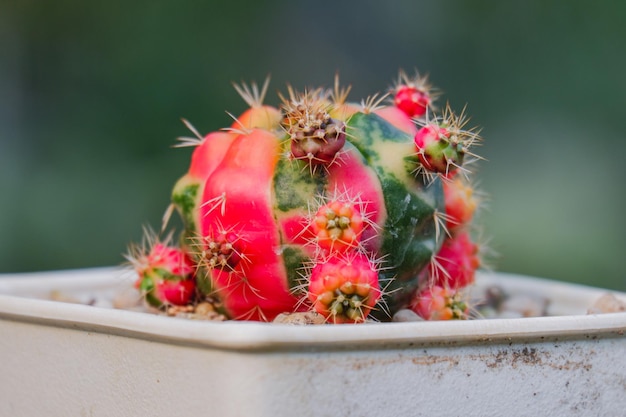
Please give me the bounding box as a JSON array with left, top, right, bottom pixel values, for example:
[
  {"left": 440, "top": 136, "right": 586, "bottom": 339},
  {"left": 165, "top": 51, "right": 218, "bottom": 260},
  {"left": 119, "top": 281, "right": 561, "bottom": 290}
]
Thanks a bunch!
[{"left": 0, "top": 267, "right": 624, "bottom": 351}]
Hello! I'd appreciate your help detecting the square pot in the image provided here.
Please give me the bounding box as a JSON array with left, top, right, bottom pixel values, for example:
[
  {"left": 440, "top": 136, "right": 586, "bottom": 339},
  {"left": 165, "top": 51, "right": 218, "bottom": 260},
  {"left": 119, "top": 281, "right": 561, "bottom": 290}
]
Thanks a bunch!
[{"left": 0, "top": 268, "right": 625, "bottom": 416}]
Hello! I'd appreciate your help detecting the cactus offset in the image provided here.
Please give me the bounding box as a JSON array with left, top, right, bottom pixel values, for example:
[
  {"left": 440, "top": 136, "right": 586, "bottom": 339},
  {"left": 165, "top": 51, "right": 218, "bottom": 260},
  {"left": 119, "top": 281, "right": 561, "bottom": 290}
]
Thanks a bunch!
[
  {"left": 413, "top": 105, "right": 482, "bottom": 180},
  {"left": 125, "top": 231, "right": 196, "bottom": 308},
  {"left": 410, "top": 285, "right": 469, "bottom": 320},
  {"left": 308, "top": 253, "right": 380, "bottom": 323},
  {"left": 392, "top": 69, "right": 436, "bottom": 119},
  {"left": 128, "top": 69, "right": 486, "bottom": 322}
]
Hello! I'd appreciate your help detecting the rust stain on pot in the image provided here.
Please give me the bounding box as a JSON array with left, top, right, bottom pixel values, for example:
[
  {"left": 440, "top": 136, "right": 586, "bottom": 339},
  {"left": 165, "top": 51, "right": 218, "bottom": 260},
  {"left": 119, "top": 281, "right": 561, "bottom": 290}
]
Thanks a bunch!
[
  {"left": 483, "top": 347, "right": 593, "bottom": 371},
  {"left": 485, "top": 347, "right": 543, "bottom": 369},
  {"left": 410, "top": 356, "right": 460, "bottom": 367},
  {"left": 340, "top": 345, "right": 596, "bottom": 373}
]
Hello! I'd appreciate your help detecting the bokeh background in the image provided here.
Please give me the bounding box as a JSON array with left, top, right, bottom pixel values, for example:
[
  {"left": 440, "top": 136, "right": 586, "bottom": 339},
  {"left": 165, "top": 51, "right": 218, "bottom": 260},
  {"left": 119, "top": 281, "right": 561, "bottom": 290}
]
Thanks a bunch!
[{"left": 1, "top": 1, "right": 624, "bottom": 291}]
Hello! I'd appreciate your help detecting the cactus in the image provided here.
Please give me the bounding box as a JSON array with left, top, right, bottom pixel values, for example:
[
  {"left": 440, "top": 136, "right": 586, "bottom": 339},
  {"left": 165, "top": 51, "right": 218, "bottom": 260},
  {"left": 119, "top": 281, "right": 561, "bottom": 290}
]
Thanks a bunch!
[
  {"left": 410, "top": 285, "right": 469, "bottom": 320},
  {"left": 125, "top": 230, "right": 196, "bottom": 308},
  {"left": 308, "top": 253, "right": 381, "bottom": 324},
  {"left": 128, "top": 69, "right": 485, "bottom": 323}
]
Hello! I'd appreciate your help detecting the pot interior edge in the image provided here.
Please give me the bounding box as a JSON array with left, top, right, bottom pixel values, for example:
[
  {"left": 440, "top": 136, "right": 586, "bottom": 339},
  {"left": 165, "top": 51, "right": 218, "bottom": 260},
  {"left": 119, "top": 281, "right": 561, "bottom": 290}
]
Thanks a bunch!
[
  {"left": 0, "top": 293, "right": 624, "bottom": 352},
  {"left": 0, "top": 268, "right": 625, "bottom": 352}
]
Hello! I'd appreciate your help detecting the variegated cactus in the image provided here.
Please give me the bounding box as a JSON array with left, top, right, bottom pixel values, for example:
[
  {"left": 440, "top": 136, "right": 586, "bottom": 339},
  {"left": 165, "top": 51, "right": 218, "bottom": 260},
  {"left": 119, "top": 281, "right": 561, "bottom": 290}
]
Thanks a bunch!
[{"left": 127, "top": 70, "right": 485, "bottom": 323}]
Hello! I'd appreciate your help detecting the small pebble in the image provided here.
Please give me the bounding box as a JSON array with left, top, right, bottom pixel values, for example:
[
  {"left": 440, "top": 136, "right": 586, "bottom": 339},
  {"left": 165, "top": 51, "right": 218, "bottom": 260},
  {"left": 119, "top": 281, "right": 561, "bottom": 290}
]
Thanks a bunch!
[
  {"left": 194, "top": 302, "right": 216, "bottom": 315},
  {"left": 185, "top": 311, "right": 227, "bottom": 321},
  {"left": 587, "top": 293, "right": 626, "bottom": 314},
  {"left": 166, "top": 305, "right": 194, "bottom": 316},
  {"left": 187, "top": 302, "right": 227, "bottom": 321},
  {"left": 167, "top": 303, "right": 227, "bottom": 321},
  {"left": 273, "top": 311, "right": 326, "bottom": 325}
]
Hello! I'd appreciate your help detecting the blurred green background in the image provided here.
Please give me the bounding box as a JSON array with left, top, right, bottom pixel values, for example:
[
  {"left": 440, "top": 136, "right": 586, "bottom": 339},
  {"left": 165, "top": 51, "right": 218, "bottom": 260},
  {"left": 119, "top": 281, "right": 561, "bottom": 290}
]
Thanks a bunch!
[{"left": 1, "top": 1, "right": 624, "bottom": 291}]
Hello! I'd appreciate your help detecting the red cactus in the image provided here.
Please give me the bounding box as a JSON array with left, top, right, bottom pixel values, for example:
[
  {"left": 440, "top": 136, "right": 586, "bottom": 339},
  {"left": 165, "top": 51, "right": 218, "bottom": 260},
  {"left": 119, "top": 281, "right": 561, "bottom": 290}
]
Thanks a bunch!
[{"left": 200, "top": 129, "right": 297, "bottom": 321}]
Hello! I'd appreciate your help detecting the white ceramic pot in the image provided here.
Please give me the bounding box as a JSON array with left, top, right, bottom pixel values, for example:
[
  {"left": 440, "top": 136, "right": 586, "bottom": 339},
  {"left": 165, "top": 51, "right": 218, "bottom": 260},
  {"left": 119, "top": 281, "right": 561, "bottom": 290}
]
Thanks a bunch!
[{"left": 0, "top": 268, "right": 624, "bottom": 417}]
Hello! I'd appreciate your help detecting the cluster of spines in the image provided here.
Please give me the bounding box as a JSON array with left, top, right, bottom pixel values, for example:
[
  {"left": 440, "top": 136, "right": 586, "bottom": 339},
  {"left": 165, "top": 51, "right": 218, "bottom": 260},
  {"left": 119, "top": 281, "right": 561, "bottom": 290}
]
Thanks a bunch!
[{"left": 280, "top": 87, "right": 347, "bottom": 167}]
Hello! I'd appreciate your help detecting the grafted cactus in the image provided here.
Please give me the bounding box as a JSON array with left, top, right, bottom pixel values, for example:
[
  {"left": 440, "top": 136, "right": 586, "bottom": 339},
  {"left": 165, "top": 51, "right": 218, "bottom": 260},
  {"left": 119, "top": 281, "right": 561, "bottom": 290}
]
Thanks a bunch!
[{"left": 127, "top": 70, "right": 485, "bottom": 323}]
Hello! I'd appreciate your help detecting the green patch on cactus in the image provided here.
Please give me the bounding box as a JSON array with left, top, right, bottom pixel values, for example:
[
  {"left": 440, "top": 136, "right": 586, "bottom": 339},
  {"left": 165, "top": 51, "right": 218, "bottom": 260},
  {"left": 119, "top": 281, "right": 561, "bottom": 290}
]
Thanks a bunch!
[
  {"left": 347, "top": 112, "right": 418, "bottom": 185},
  {"left": 347, "top": 112, "right": 411, "bottom": 149},
  {"left": 138, "top": 277, "right": 161, "bottom": 308},
  {"left": 347, "top": 113, "right": 443, "bottom": 276},
  {"left": 379, "top": 173, "right": 437, "bottom": 267},
  {"left": 172, "top": 180, "right": 200, "bottom": 235},
  {"left": 273, "top": 157, "right": 327, "bottom": 212},
  {"left": 152, "top": 268, "right": 177, "bottom": 281},
  {"left": 280, "top": 245, "right": 310, "bottom": 292},
  {"left": 195, "top": 269, "right": 216, "bottom": 296},
  {"left": 375, "top": 171, "right": 442, "bottom": 315},
  {"left": 347, "top": 112, "right": 445, "bottom": 317}
]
